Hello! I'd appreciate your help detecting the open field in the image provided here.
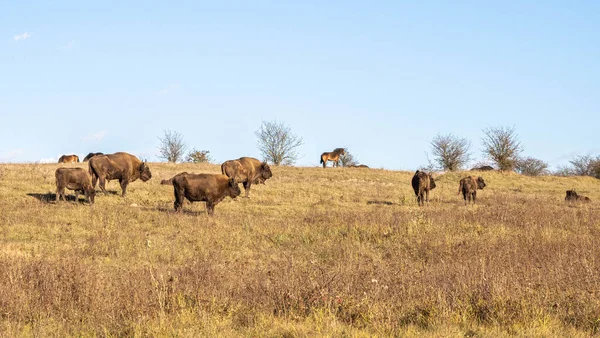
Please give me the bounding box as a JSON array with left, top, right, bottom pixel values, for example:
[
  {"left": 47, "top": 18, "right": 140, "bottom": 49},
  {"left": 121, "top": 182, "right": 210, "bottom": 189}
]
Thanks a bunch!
[{"left": 0, "top": 162, "right": 599, "bottom": 337}]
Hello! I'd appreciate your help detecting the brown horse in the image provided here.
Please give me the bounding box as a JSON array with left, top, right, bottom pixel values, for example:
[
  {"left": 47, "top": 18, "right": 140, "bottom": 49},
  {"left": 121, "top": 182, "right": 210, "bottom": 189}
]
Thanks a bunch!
[
  {"left": 320, "top": 148, "right": 345, "bottom": 168},
  {"left": 58, "top": 154, "right": 80, "bottom": 163}
]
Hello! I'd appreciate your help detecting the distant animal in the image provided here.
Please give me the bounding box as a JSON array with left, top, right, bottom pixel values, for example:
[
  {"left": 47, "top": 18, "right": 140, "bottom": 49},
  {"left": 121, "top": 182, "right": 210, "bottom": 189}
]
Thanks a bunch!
[
  {"left": 411, "top": 170, "right": 436, "bottom": 206},
  {"left": 88, "top": 152, "right": 152, "bottom": 197},
  {"left": 565, "top": 190, "right": 590, "bottom": 202},
  {"left": 221, "top": 157, "right": 272, "bottom": 198},
  {"left": 349, "top": 164, "right": 369, "bottom": 168},
  {"left": 458, "top": 176, "right": 486, "bottom": 205},
  {"left": 320, "top": 148, "right": 345, "bottom": 168},
  {"left": 55, "top": 167, "right": 95, "bottom": 204},
  {"left": 471, "top": 165, "right": 494, "bottom": 171},
  {"left": 167, "top": 172, "right": 241, "bottom": 215},
  {"left": 83, "top": 152, "right": 104, "bottom": 162},
  {"left": 58, "top": 154, "right": 79, "bottom": 163}
]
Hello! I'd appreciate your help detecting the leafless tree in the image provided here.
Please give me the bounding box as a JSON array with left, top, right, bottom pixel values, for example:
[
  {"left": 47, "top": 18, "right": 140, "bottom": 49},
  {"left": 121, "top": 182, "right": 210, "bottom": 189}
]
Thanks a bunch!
[
  {"left": 567, "top": 154, "right": 600, "bottom": 178},
  {"left": 158, "top": 130, "right": 187, "bottom": 163},
  {"left": 186, "top": 149, "right": 213, "bottom": 163},
  {"left": 339, "top": 149, "right": 359, "bottom": 167},
  {"left": 255, "top": 120, "right": 303, "bottom": 166},
  {"left": 514, "top": 157, "right": 549, "bottom": 176},
  {"left": 430, "top": 133, "right": 471, "bottom": 171},
  {"left": 481, "top": 126, "right": 523, "bottom": 171}
]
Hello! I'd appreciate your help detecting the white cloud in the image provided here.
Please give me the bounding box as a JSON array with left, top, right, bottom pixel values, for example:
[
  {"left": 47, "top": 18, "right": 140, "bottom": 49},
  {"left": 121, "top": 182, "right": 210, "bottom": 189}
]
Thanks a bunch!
[
  {"left": 0, "top": 148, "right": 25, "bottom": 162},
  {"left": 82, "top": 130, "right": 108, "bottom": 142},
  {"left": 13, "top": 32, "right": 32, "bottom": 41},
  {"left": 159, "top": 84, "right": 180, "bottom": 96},
  {"left": 38, "top": 157, "right": 58, "bottom": 164}
]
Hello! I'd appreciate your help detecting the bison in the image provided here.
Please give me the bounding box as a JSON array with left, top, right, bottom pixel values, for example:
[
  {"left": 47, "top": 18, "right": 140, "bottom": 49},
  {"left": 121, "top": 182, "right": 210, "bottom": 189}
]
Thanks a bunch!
[
  {"left": 411, "top": 170, "right": 436, "bottom": 206},
  {"left": 221, "top": 157, "right": 272, "bottom": 198},
  {"left": 458, "top": 176, "right": 486, "bottom": 205},
  {"left": 167, "top": 172, "right": 241, "bottom": 215},
  {"left": 83, "top": 152, "right": 104, "bottom": 162},
  {"left": 349, "top": 164, "right": 369, "bottom": 168},
  {"left": 471, "top": 165, "right": 494, "bottom": 171},
  {"left": 58, "top": 154, "right": 79, "bottom": 163},
  {"left": 55, "top": 168, "right": 95, "bottom": 204},
  {"left": 88, "top": 152, "right": 152, "bottom": 197},
  {"left": 565, "top": 190, "right": 591, "bottom": 202}
]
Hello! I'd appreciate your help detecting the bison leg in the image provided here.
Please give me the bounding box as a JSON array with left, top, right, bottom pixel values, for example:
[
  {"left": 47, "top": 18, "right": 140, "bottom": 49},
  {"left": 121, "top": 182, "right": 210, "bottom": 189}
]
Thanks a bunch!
[
  {"left": 173, "top": 189, "right": 185, "bottom": 212},
  {"left": 98, "top": 176, "right": 108, "bottom": 195},
  {"left": 206, "top": 201, "right": 215, "bottom": 216},
  {"left": 91, "top": 175, "right": 98, "bottom": 188},
  {"left": 56, "top": 187, "right": 64, "bottom": 202},
  {"left": 472, "top": 191, "right": 477, "bottom": 204},
  {"left": 74, "top": 190, "right": 80, "bottom": 203},
  {"left": 119, "top": 179, "right": 128, "bottom": 197},
  {"left": 425, "top": 189, "right": 429, "bottom": 205},
  {"left": 243, "top": 181, "right": 252, "bottom": 198}
]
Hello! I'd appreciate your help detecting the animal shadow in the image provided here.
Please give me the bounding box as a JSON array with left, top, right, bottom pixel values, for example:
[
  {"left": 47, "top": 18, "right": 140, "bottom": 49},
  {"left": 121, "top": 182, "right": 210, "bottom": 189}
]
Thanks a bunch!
[
  {"left": 367, "top": 200, "right": 394, "bottom": 206},
  {"left": 27, "top": 192, "right": 87, "bottom": 204}
]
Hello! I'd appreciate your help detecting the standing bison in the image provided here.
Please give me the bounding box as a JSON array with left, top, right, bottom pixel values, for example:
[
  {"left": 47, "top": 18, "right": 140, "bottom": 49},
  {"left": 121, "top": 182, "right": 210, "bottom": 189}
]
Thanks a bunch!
[
  {"left": 411, "top": 170, "right": 436, "bottom": 206},
  {"left": 88, "top": 152, "right": 152, "bottom": 197},
  {"left": 55, "top": 168, "right": 95, "bottom": 204},
  {"left": 221, "top": 157, "right": 272, "bottom": 198},
  {"left": 458, "top": 176, "right": 486, "bottom": 205},
  {"left": 167, "top": 172, "right": 241, "bottom": 215}
]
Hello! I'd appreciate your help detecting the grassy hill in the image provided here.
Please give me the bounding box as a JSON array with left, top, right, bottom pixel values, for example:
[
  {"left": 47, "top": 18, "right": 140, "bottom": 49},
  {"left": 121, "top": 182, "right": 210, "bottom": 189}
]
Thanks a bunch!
[{"left": 0, "top": 162, "right": 599, "bottom": 337}]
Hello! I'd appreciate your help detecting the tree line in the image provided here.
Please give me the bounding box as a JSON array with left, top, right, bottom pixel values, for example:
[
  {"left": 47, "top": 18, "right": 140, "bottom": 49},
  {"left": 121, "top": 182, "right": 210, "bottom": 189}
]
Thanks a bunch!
[{"left": 157, "top": 122, "right": 600, "bottom": 179}]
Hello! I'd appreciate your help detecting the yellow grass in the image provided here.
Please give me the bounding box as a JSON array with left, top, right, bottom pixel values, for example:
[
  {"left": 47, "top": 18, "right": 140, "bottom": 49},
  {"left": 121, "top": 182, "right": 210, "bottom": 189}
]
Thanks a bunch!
[{"left": 0, "top": 162, "right": 599, "bottom": 337}]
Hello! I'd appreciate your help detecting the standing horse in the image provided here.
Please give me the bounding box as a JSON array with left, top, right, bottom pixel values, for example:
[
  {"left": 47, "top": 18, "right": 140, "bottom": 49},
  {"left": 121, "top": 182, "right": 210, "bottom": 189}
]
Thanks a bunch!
[
  {"left": 320, "top": 148, "right": 345, "bottom": 168},
  {"left": 58, "top": 154, "right": 80, "bottom": 163}
]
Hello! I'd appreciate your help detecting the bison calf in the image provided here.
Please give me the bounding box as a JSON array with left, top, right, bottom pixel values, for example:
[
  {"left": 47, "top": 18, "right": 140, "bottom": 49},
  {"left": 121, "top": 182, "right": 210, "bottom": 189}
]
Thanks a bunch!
[
  {"left": 458, "top": 176, "right": 486, "bottom": 205},
  {"left": 411, "top": 170, "right": 436, "bottom": 206},
  {"left": 565, "top": 190, "right": 590, "bottom": 202},
  {"left": 55, "top": 168, "right": 95, "bottom": 204},
  {"left": 169, "top": 173, "right": 241, "bottom": 215}
]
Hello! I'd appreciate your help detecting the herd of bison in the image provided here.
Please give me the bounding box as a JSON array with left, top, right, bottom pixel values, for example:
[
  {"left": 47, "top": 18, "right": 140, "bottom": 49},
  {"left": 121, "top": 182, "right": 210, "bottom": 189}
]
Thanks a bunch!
[{"left": 52, "top": 150, "right": 591, "bottom": 215}]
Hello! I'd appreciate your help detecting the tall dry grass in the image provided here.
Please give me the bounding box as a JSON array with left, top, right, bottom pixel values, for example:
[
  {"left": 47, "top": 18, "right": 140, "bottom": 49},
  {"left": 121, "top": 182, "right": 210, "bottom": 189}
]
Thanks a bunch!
[{"left": 0, "top": 162, "right": 599, "bottom": 337}]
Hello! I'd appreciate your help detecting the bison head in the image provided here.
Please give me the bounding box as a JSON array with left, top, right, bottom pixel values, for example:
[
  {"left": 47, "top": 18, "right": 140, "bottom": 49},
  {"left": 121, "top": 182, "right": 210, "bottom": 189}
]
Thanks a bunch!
[
  {"left": 88, "top": 190, "right": 96, "bottom": 204},
  {"left": 477, "top": 176, "right": 486, "bottom": 189},
  {"left": 139, "top": 162, "right": 152, "bottom": 182},
  {"left": 228, "top": 177, "right": 242, "bottom": 199},
  {"left": 261, "top": 162, "right": 273, "bottom": 181},
  {"left": 428, "top": 174, "right": 436, "bottom": 190},
  {"left": 565, "top": 190, "right": 578, "bottom": 200}
]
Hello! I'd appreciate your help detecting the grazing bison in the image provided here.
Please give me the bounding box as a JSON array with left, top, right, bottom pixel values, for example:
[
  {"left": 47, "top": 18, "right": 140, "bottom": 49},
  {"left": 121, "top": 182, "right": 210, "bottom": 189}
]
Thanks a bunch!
[
  {"left": 320, "top": 148, "right": 345, "bottom": 168},
  {"left": 458, "top": 176, "right": 486, "bottom": 205},
  {"left": 83, "top": 152, "right": 104, "bottom": 162},
  {"left": 55, "top": 168, "right": 95, "bottom": 204},
  {"left": 565, "top": 190, "right": 591, "bottom": 202},
  {"left": 411, "top": 170, "right": 436, "bottom": 206},
  {"left": 58, "top": 154, "right": 79, "bottom": 163},
  {"left": 221, "top": 157, "right": 272, "bottom": 198},
  {"left": 88, "top": 152, "right": 152, "bottom": 197},
  {"left": 168, "top": 172, "right": 241, "bottom": 215},
  {"left": 471, "top": 165, "right": 494, "bottom": 171}
]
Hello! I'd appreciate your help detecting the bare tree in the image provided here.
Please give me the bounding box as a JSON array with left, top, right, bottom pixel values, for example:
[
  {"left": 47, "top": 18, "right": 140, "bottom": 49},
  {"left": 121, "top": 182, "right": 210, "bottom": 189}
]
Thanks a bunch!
[
  {"left": 186, "top": 149, "right": 213, "bottom": 163},
  {"left": 514, "top": 157, "right": 549, "bottom": 176},
  {"left": 339, "top": 149, "right": 359, "bottom": 167},
  {"left": 255, "top": 120, "right": 303, "bottom": 166},
  {"left": 158, "top": 130, "right": 187, "bottom": 163},
  {"left": 481, "top": 126, "right": 523, "bottom": 171},
  {"left": 430, "top": 133, "right": 471, "bottom": 171},
  {"left": 567, "top": 154, "right": 600, "bottom": 178}
]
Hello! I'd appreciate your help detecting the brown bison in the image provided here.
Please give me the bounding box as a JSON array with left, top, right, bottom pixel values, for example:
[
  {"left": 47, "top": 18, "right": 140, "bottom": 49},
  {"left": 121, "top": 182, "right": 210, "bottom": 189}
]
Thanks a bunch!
[
  {"left": 88, "top": 152, "right": 152, "bottom": 197},
  {"left": 221, "top": 157, "right": 272, "bottom": 198},
  {"left": 411, "top": 170, "right": 436, "bottom": 206},
  {"left": 58, "top": 154, "right": 79, "bottom": 163},
  {"left": 55, "top": 168, "right": 95, "bottom": 204},
  {"left": 458, "top": 176, "right": 486, "bottom": 205},
  {"left": 320, "top": 148, "right": 345, "bottom": 168},
  {"left": 565, "top": 190, "right": 591, "bottom": 202},
  {"left": 167, "top": 172, "right": 241, "bottom": 215},
  {"left": 83, "top": 152, "right": 104, "bottom": 162}
]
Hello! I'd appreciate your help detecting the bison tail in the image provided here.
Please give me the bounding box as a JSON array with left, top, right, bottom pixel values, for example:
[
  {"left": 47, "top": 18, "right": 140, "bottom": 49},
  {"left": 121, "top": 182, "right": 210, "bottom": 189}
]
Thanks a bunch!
[
  {"left": 457, "top": 183, "right": 463, "bottom": 195},
  {"left": 160, "top": 178, "right": 173, "bottom": 185}
]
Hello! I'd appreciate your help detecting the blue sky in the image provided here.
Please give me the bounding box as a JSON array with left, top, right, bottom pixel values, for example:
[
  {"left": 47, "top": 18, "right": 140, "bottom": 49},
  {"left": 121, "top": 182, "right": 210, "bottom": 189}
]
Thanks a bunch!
[{"left": 1, "top": 1, "right": 598, "bottom": 170}]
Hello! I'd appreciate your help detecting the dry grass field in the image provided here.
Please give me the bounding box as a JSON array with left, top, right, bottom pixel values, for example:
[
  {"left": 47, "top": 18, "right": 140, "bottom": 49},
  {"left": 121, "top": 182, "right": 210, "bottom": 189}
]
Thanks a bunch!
[{"left": 0, "top": 162, "right": 599, "bottom": 337}]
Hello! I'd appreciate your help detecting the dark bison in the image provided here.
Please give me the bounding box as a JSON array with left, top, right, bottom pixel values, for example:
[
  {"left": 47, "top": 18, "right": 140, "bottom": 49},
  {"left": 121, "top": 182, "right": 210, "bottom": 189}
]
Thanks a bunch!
[
  {"left": 221, "top": 157, "right": 272, "bottom": 198},
  {"left": 458, "top": 176, "right": 486, "bottom": 205},
  {"left": 55, "top": 168, "right": 95, "bottom": 204},
  {"left": 83, "top": 152, "right": 104, "bottom": 162},
  {"left": 411, "top": 170, "right": 436, "bottom": 206},
  {"left": 349, "top": 164, "right": 369, "bottom": 168},
  {"left": 565, "top": 190, "right": 590, "bottom": 202},
  {"left": 471, "top": 165, "right": 494, "bottom": 171},
  {"left": 58, "top": 154, "right": 79, "bottom": 163},
  {"left": 88, "top": 152, "right": 152, "bottom": 197},
  {"left": 167, "top": 172, "right": 241, "bottom": 215}
]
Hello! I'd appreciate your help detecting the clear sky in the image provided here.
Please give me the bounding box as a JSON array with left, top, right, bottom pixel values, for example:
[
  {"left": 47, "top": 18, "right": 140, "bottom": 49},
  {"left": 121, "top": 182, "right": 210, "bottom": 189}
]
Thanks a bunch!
[{"left": 1, "top": 1, "right": 598, "bottom": 170}]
